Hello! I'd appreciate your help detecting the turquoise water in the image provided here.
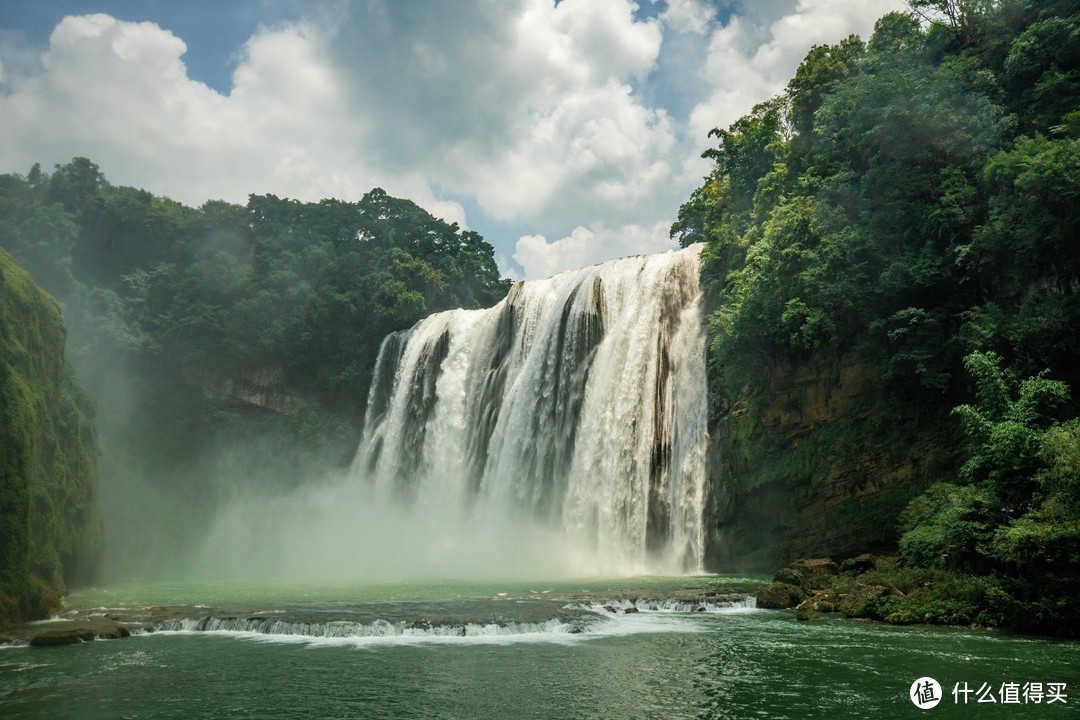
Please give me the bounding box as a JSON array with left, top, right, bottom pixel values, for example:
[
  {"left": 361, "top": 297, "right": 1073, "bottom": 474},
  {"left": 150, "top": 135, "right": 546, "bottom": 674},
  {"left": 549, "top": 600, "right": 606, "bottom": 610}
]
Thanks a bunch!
[{"left": 2, "top": 578, "right": 1077, "bottom": 719}]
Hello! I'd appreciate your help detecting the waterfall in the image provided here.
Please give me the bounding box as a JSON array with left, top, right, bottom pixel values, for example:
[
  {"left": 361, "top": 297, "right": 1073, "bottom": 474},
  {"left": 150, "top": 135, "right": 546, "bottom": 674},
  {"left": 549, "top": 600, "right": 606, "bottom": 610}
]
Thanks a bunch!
[{"left": 351, "top": 245, "right": 709, "bottom": 575}]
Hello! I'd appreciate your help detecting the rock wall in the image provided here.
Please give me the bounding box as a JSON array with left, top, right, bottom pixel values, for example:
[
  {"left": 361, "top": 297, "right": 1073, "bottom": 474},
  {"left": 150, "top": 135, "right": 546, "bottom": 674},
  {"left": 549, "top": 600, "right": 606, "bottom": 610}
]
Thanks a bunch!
[
  {"left": 704, "top": 352, "right": 956, "bottom": 572},
  {"left": 0, "top": 248, "right": 102, "bottom": 628},
  {"left": 181, "top": 363, "right": 310, "bottom": 415}
]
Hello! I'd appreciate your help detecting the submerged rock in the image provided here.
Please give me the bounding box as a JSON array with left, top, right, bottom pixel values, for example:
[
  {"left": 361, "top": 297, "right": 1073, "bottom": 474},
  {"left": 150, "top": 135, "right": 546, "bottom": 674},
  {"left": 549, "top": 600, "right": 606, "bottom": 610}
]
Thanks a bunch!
[
  {"left": 14, "top": 618, "right": 135, "bottom": 647},
  {"left": 94, "top": 626, "right": 132, "bottom": 640},
  {"left": 28, "top": 628, "right": 95, "bottom": 647}
]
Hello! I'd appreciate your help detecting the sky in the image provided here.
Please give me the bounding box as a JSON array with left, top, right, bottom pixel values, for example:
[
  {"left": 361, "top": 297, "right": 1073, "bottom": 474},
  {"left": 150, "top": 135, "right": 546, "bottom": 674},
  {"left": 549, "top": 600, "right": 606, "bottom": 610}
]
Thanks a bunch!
[{"left": 0, "top": 0, "right": 907, "bottom": 279}]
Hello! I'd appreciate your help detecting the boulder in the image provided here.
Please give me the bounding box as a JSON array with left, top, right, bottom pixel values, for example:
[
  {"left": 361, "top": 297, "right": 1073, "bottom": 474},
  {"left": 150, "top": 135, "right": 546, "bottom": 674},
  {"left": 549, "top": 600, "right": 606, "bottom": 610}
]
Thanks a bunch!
[
  {"left": 756, "top": 582, "right": 805, "bottom": 609},
  {"left": 839, "top": 582, "right": 888, "bottom": 618},
  {"left": 792, "top": 559, "right": 839, "bottom": 589},
  {"left": 840, "top": 553, "right": 878, "bottom": 574},
  {"left": 773, "top": 558, "right": 838, "bottom": 591},
  {"left": 773, "top": 567, "right": 804, "bottom": 587},
  {"left": 28, "top": 628, "right": 94, "bottom": 647},
  {"left": 93, "top": 625, "right": 132, "bottom": 640}
]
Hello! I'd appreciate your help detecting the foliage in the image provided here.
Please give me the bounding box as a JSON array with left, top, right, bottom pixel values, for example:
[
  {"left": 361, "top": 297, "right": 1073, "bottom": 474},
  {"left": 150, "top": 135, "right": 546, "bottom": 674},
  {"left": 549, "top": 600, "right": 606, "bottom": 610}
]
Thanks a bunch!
[
  {"left": 678, "top": 0, "right": 1080, "bottom": 634},
  {"left": 896, "top": 352, "right": 1077, "bottom": 634},
  {"left": 0, "top": 249, "right": 101, "bottom": 627},
  {"left": 0, "top": 161, "right": 510, "bottom": 589},
  {"left": 870, "top": 571, "right": 1008, "bottom": 627},
  {"left": 827, "top": 556, "right": 1009, "bottom": 628},
  {"left": 0, "top": 165, "right": 509, "bottom": 421},
  {"left": 679, "top": 2, "right": 1079, "bottom": 391},
  {"left": 952, "top": 352, "right": 1068, "bottom": 497},
  {"left": 898, "top": 482, "right": 998, "bottom": 570}
]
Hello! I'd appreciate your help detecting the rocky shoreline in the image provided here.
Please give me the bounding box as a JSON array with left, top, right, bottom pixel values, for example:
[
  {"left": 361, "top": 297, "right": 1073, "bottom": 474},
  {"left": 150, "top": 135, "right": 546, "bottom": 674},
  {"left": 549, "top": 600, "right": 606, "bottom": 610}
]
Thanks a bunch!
[
  {"left": 0, "top": 605, "right": 197, "bottom": 647},
  {"left": 1, "top": 618, "right": 136, "bottom": 647},
  {"left": 755, "top": 555, "right": 909, "bottom": 621}
]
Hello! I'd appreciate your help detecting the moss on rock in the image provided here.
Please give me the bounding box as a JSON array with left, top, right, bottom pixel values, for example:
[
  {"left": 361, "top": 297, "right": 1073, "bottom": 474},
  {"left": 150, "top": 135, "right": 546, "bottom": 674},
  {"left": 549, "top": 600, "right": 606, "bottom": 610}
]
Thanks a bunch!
[{"left": 0, "top": 248, "right": 102, "bottom": 628}]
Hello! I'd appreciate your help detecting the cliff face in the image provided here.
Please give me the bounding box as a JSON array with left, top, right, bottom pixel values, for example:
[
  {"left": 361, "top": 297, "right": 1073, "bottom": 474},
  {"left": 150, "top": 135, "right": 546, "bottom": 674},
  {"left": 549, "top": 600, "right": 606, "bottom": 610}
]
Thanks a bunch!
[
  {"left": 704, "top": 353, "right": 957, "bottom": 572},
  {"left": 180, "top": 363, "right": 311, "bottom": 415},
  {"left": 0, "top": 248, "right": 102, "bottom": 628}
]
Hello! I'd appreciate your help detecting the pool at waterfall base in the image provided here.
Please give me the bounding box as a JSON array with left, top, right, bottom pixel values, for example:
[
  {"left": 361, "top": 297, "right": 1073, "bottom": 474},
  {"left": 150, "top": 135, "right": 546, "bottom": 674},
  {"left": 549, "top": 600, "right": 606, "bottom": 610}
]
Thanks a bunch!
[{"left": 2, "top": 576, "right": 1077, "bottom": 719}]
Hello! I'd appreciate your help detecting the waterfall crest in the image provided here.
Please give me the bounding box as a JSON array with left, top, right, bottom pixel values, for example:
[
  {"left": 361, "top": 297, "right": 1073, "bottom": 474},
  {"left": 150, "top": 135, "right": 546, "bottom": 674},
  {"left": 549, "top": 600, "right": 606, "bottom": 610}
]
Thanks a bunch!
[{"left": 352, "top": 245, "right": 709, "bottom": 575}]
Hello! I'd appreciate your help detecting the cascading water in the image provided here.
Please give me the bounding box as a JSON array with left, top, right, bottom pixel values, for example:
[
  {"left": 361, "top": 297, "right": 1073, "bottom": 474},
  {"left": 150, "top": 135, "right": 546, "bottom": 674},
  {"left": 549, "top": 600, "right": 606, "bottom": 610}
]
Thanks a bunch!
[{"left": 351, "top": 245, "right": 710, "bottom": 575}]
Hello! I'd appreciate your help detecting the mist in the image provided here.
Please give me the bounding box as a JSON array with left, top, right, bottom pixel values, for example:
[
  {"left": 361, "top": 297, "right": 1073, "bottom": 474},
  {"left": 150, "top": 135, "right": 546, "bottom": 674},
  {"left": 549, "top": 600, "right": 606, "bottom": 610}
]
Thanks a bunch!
[
  {"left": 74, "top": 245, "right": 713, "bottom": 586},
  {"left": 194, "top": 466, "right": 612, "bottom": 583},
  {"left": 67, "top": 297, "right": 589, "bottom": 584}
]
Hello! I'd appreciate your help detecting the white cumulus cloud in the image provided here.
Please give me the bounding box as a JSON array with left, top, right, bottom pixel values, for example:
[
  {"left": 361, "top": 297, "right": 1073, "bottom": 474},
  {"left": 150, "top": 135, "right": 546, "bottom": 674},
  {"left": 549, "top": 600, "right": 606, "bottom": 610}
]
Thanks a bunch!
[
  {"left": 687, "top": 0, "right": 907, "bottom": 141},
  {"left": 0, "top": 13, "right": 458, "bottom": 221},
  {"left": 661, "top": 0, "right": 717, "bottom": 34},
  {"left": 513, "top": 220, "right": 673, "bottom": 280}
]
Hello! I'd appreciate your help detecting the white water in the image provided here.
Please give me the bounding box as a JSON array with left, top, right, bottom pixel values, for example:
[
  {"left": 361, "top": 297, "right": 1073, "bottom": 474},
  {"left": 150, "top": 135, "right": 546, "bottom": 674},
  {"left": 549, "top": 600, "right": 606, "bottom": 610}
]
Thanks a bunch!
[
  {"left": 353, "top": 245, "right": 710, "bottom": 576},
  {"left": 194, "top": 247, "right": 709, "bottom": 580},
  {"left": 146, "top": 613, "right": 706, "bottom": 649},
  {"left": 153, "top": 616, "right": 589, "bottom": 641},
  {"left": 143, "top": 603, "right": 748, "bottom": 649}
]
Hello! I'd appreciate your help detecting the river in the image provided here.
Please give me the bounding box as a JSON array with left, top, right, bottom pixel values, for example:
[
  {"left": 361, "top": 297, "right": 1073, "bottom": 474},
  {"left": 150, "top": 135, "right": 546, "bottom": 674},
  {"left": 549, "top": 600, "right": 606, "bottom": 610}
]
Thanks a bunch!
[{"left": 2, "top": 577, "right": 1076, "bottom": 719}]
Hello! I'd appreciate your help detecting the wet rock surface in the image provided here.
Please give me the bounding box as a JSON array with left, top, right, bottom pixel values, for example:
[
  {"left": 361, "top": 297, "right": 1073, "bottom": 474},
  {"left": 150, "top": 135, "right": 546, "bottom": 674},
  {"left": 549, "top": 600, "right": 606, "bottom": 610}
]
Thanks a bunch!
[
  {"left": 7, "top": 618, "right": 140, "bottom": 647},
  {"left": 755, "top": 582, "right": 805, "bottom": 609},
  {"left": 2, "top": 583, "right": 761, "bottom": 647},
  {"left": 756, "top": 556, "right": 907, "bottom": 618}
]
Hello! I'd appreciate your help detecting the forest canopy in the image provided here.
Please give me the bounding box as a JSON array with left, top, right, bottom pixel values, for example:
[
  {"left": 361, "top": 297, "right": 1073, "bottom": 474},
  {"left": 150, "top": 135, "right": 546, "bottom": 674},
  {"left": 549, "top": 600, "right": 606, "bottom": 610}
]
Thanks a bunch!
[
  {"left": 0, "top": 162, "right": 512, "bottom": 580},
  {"left": 675, "top": 0, "right": 1079, "bottom": 395},
  {"left": 0, "top": 160, "right": 509, "bottom": 420},
  {"left": 675, "top": 0, "right": 1080, "bottom": 633}
]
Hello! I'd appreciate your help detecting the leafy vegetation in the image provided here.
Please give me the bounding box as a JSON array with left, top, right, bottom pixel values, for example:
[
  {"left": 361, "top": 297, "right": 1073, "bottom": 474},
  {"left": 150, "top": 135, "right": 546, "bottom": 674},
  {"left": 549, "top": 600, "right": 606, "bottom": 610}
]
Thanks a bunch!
[
  {"left": 0, "top": 249, "right": 101, "bottom": 627},
  {"left": 1, "top": 160, "right": 509, "bottom": 581},
  {"left": 896, "top": 352, "right": 1078, "bottom": 633},
  {"left": 1, "top": 161, "right": 508, "bottom": 420},
  {"left": 679, "top": 3, "right": 1079, "bottom": 394},
  {"left": 820, "top": 556, "right": 1009, "bottom": 628},
  {"left": 679, "top": 0, "right": 1079, "bottom": 634}
]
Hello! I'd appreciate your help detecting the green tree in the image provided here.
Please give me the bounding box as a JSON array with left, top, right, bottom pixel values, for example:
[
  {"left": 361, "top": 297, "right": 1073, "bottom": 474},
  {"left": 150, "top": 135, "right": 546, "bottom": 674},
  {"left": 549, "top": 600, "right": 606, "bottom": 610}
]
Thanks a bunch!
[
  {"left": 962, "top": 135, "right": 1080, "bottom": 382},
  {"left": 0, "top": 172, "right": 78, "bottom": 297},
  {"left": 1002, "top": 12, "right": 1080, "bottom": 132},
  {"left": 675, "top": 0, "right": 1080, "bottom": 633},
  {"left": 899, "top": 352, "right": 1071, "bottom": 575},
  {"left": 952, "top": 351, "right": 1069, "bottom": 507}
]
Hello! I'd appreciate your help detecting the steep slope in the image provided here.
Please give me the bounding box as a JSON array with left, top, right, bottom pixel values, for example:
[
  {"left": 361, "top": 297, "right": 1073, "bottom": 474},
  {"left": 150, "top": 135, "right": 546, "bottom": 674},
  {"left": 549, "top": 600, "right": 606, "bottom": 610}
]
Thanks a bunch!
[
  {"left": 681, "top": 4, "right": 1080, "bottom": 572},
  {"left": 0, "top": 248, "right": 102, "bottom": 627}
]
